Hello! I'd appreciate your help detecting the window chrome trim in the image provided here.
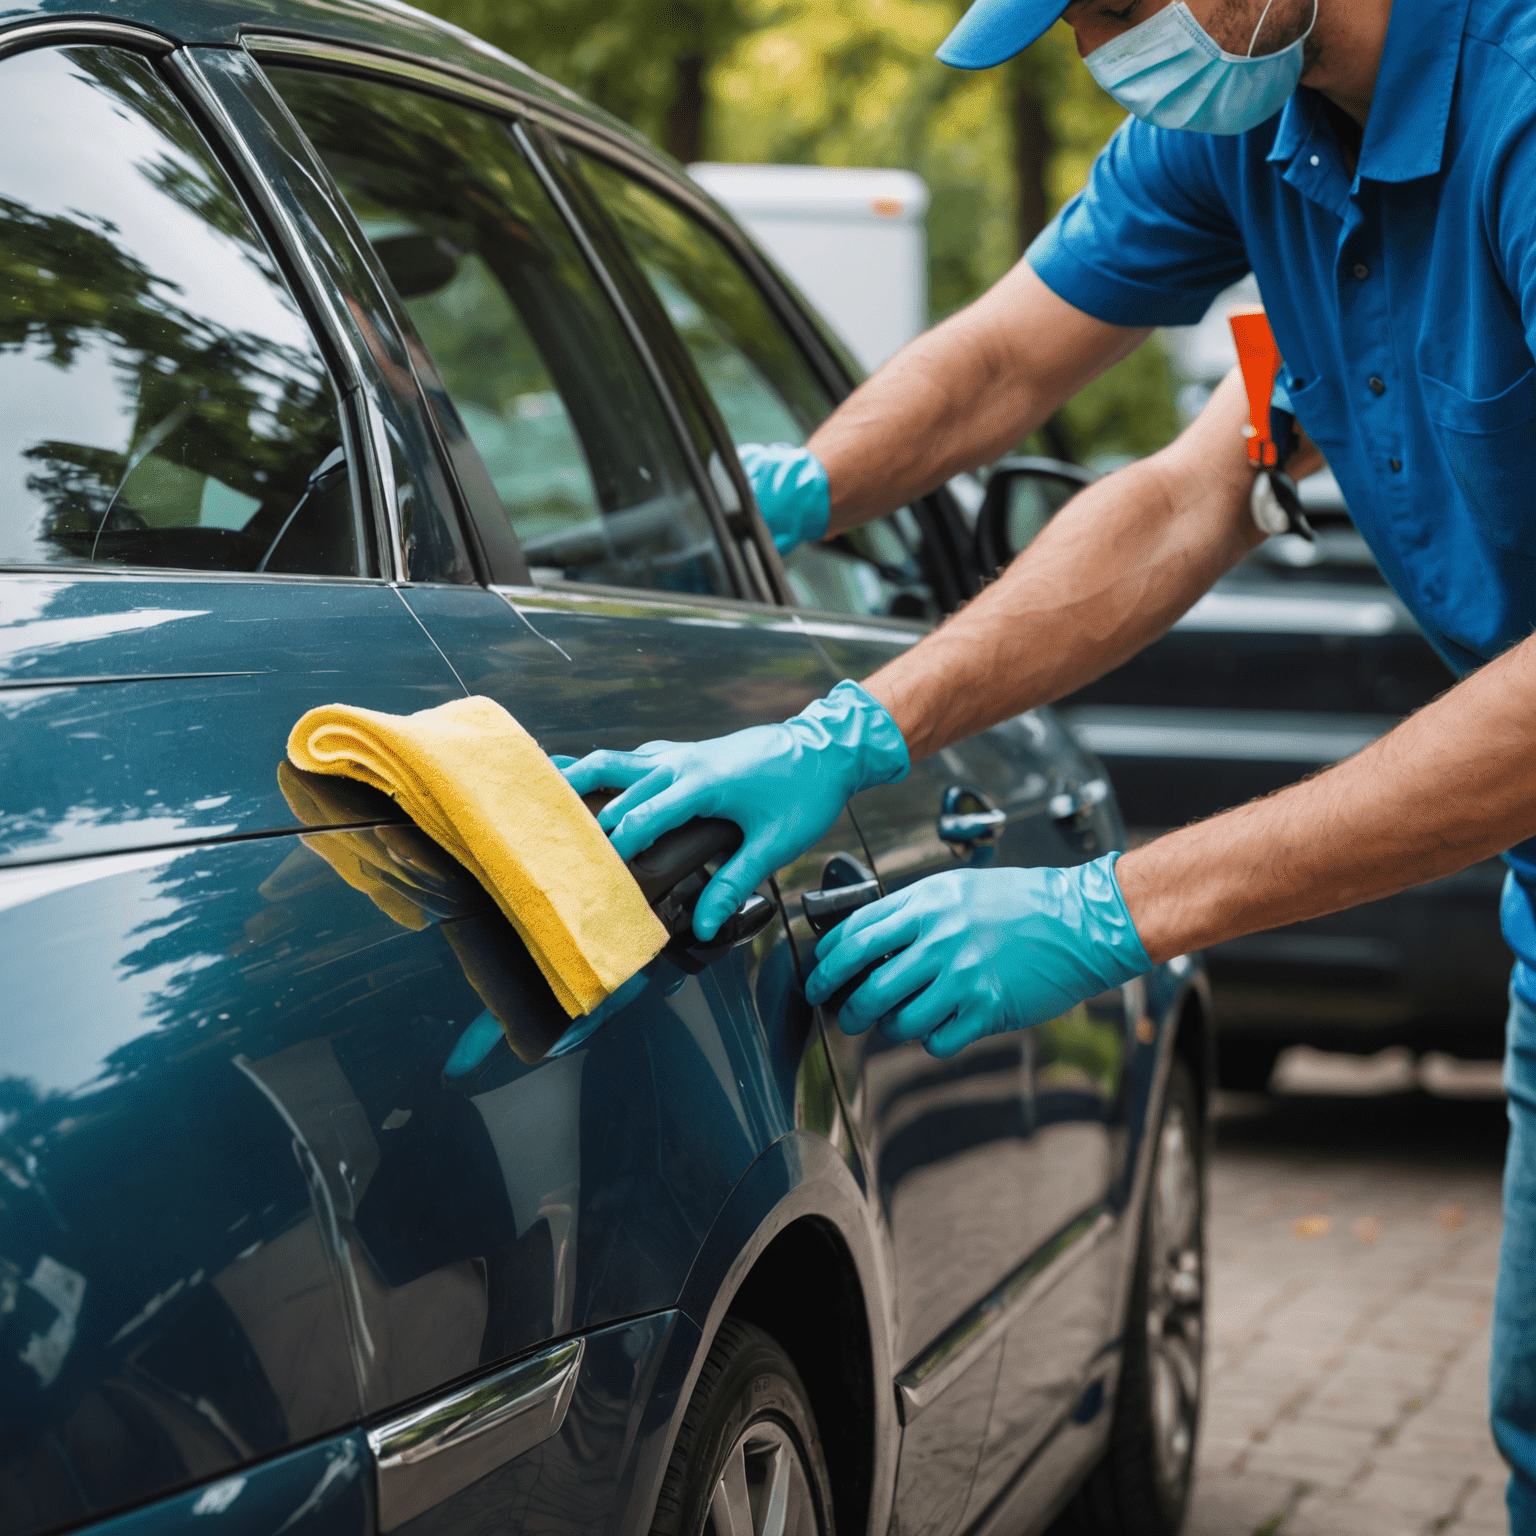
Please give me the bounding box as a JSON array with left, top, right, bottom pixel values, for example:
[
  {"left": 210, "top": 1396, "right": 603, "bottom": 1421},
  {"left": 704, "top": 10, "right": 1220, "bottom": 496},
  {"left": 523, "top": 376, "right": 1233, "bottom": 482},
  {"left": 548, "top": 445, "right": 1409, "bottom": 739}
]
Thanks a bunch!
[
  {"left": 170, "top": 47, "right": 420, "bottom": 582},
  {"left": 168, "top": 48, "right": 368, "bottom": 393},
  {"left": 368, "top": 1337, "right": 583, "bottom": 1531},
  {"left": 896, "top": 1209, "right": 1115, "bottom": 1422},
  {"left": 0, "top": 19, "right": 176, "bottom": 60}
]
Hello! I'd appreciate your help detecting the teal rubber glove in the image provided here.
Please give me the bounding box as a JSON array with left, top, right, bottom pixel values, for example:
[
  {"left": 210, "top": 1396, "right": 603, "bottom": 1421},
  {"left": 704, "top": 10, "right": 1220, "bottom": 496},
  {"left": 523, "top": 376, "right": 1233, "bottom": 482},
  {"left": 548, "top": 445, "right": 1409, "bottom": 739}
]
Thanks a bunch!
[
  {"left": 805, "top": 854, "right": 1152, "bottom": 1059},
  {"left": 561, "top": 680, "right": 908, "bottom": 942},
  {"left": 738, "top": 442, "right": 830, "bottom": 555}
]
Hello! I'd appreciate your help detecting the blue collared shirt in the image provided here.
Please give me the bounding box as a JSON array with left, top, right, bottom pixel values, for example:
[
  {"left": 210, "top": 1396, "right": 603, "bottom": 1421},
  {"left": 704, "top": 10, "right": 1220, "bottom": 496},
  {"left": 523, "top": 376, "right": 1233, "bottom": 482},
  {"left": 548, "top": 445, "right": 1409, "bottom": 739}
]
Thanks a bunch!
[{"left": 1028, "top": 0, "right": 1536, "bottom": 991}]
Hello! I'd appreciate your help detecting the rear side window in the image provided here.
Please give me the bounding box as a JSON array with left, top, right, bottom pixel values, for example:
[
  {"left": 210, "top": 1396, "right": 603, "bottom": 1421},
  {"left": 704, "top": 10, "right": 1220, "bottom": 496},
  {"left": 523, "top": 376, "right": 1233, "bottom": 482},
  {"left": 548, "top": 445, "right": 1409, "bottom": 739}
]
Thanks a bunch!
[
  {"left": 269, "top": 69, "right": 730, "bottom": 598},
  {"left": 572, "top": 154, "right": 944, "bottom": 622},
  {"left": 572, "top": 153, "right": 830, "bottom": 450},
  {"left": 0, "top": 46, "right": 361, "bottom": 576}
]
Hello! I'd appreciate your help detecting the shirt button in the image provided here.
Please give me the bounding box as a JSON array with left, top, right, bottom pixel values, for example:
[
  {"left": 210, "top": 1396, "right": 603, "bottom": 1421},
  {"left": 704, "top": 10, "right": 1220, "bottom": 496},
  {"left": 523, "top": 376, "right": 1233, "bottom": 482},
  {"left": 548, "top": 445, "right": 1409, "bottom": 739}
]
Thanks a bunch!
[
  {"left": 1369, "top": 376, "right": 1386, "bottom": 395},
  {"left": 1354, "top": 262, "right": 1371, "bottom": 279},
  {"left": 1389, "top": 458, "right": 1403, "bottom": 472},
  {"left": 1310, "top": 155, "right": 1320, "bottom": 166}
]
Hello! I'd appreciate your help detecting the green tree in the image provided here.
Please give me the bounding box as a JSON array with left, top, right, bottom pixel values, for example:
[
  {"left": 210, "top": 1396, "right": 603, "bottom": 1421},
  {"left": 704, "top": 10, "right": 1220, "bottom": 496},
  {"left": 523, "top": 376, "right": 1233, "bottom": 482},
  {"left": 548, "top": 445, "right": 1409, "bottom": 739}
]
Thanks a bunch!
[
  {"left": 417, "top": 0, "right": 1182, "bottom": 461},
  {"left": 411, "top": 0, "right": 754, "bottom": 162}
]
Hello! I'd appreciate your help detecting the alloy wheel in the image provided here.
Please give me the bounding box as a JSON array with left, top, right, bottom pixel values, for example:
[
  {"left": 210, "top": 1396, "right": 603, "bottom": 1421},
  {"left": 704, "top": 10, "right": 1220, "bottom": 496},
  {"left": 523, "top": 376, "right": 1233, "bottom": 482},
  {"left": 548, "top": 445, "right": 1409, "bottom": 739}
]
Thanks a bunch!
[
  {"left": 1145, "top": 1099, "right": 1204, "bottom": 1494},
  {"left": 705, "top": 1419, "right": 820, "bottom": 1536}
]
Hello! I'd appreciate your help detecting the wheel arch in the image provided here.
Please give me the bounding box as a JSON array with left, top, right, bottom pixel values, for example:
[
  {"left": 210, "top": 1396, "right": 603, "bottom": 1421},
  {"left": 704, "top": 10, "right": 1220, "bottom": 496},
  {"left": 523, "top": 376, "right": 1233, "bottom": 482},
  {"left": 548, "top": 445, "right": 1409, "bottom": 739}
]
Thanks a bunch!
[
  {"left": 622, "top": 1131, "right": 897, "bottom": 1536},
  {"left": 727, "top": 1215, "right": 877, "bottom": 1536}
]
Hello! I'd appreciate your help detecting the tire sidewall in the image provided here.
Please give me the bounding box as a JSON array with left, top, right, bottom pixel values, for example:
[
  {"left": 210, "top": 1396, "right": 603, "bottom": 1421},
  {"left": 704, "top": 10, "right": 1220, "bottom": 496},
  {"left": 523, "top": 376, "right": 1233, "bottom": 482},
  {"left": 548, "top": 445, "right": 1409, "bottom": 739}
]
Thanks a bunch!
[
  {"left": 1131, "top": 1058, "right": 1206, "bottom": 1526},
  {"left": 656, "top": 1322, "right": 836, "bottom": 1536}
]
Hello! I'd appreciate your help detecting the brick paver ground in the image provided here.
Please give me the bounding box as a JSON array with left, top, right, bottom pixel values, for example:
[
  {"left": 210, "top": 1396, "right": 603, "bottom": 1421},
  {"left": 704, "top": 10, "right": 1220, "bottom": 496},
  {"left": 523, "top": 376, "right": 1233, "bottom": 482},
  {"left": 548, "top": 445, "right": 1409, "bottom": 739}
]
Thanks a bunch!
[{"left": 1185, "top": 1050, "right": 1511, "bottom": 1536}]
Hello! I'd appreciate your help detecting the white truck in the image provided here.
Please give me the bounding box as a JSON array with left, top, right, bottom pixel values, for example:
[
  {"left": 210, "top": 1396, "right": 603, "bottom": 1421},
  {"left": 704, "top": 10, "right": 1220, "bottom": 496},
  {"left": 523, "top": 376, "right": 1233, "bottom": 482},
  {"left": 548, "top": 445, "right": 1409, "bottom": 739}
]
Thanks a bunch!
[{"left": 688, "top": 162, "right": 930, "bottom": 375}]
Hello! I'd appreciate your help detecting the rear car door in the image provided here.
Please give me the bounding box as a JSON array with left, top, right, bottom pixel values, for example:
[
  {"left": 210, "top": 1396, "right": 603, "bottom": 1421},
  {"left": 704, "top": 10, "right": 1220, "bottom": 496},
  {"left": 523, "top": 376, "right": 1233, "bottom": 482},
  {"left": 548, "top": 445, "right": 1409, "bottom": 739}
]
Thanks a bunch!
[
  {"left": 0, "top": 33, "right": 500, "bottom": 1535},
  {"left": 559, "top": 147, "right": 1135, "bottom": 1524}
]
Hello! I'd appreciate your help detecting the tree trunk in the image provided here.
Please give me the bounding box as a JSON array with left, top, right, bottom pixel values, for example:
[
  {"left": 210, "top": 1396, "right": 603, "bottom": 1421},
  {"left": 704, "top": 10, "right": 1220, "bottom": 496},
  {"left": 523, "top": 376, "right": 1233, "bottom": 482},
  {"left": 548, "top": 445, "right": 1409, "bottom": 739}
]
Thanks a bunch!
[
  {"left": 1011, "top": 63, "right": 1053, "bottom": 252},
  {"left": 1010, "top": 59, "right": 1075, "bottom": 459},
  {"left": 664, "top": 52, "right": 706, "bottom": 165}
]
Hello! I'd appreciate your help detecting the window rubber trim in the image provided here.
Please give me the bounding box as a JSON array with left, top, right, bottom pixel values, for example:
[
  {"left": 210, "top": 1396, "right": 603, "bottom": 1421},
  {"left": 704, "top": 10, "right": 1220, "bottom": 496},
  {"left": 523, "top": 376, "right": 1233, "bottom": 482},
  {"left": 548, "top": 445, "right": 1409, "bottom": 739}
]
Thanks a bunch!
[{"left": 0, "top": 18, "right": 176, "bottom": 59}]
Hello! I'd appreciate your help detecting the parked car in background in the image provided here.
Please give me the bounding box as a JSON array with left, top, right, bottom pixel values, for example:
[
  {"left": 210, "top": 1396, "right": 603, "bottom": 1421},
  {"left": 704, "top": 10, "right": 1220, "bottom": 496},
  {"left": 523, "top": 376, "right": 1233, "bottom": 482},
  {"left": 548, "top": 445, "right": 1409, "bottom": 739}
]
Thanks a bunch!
[
  {"left": 979, "top": 461, "right": 1508, "bottom": 1092},
  {"left": 0, "top": 8, "right": 1212, "bottom": 1536}
]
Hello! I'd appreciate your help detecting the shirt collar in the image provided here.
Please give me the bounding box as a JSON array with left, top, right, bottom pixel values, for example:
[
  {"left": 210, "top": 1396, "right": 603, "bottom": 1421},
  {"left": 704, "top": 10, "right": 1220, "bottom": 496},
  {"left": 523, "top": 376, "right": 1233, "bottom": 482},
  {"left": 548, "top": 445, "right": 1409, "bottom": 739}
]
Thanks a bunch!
[{"left": 1268, "top": 0, "right": 1470, "bottom": 186}]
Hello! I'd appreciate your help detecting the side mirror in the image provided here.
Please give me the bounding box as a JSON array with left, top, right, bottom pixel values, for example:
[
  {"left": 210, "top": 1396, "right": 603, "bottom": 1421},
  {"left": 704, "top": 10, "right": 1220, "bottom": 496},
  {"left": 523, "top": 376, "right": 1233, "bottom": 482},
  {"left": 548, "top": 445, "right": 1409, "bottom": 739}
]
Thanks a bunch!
[{"left": 973, "top": 456, "right": 1098, "bottom": 578}]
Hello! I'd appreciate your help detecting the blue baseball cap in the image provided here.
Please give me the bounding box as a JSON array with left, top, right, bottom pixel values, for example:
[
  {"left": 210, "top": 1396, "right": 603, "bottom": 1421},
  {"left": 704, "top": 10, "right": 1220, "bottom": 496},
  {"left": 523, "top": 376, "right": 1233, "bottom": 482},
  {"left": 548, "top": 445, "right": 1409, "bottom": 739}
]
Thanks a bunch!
[{"left": 937, "top": 0, "right": 1070, "bottom": 68}]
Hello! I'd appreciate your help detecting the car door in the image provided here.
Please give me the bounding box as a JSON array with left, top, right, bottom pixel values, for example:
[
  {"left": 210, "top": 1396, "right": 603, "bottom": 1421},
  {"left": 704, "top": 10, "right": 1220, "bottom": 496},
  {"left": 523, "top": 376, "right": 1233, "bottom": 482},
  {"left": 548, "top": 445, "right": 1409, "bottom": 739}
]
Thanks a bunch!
[
  {"left": 235, "top": 54, "right": 861, "bottom": 1510},
  {"left": 0, "top": 34, "right": 503, "bottom": 1535},
  {"left": 553, "top": 142, "right": 1139, "bottom": 1529}
]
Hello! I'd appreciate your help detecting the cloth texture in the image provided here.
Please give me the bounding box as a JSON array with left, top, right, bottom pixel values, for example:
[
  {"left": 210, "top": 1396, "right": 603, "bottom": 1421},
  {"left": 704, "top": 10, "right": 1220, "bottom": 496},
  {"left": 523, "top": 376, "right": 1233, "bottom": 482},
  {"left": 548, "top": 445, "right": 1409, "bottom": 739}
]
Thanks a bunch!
[
  {"left": 287, "top": 696, "right": 667, "bottom": 1017},
  {"left": 1025, "top": 0, "right": 1536, "bottom": 998},
  {"left": 1494, "top": 984, "right": 1536, "bottom": 1531},
  {"left": 805, "top": 852, "right": 1151, "bottom": 1057}
]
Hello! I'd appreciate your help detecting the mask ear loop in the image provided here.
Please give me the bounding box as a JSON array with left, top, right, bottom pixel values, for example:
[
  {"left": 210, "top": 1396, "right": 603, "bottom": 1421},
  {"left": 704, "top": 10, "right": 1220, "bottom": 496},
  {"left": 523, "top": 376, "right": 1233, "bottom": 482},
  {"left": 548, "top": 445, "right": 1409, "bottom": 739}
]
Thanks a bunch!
[{"left": 1248, "top": 0, "right": 1317, "bottom": 58}]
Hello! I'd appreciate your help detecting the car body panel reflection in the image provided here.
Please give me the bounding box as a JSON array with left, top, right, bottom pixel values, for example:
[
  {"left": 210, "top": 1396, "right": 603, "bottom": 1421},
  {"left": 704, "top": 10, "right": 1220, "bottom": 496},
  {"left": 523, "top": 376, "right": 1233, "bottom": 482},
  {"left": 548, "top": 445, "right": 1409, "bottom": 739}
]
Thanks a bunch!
[
  {"left": 0, "top": 573, "right": 462, "bottom": 867},
  {"left": 83, "top": 1430, "right": 370, "bottom": 1536},
  {"left": 0, "top": 810, "right": 799, "bottom": 1535}
]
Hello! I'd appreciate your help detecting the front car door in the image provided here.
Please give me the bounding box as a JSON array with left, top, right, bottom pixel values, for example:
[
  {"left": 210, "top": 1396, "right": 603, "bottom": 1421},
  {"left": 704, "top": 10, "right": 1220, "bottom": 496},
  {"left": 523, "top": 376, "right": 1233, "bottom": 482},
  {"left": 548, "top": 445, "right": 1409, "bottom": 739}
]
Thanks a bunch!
[{"left": 552, "top": 141, "right": 1137, "bottom": 1529}]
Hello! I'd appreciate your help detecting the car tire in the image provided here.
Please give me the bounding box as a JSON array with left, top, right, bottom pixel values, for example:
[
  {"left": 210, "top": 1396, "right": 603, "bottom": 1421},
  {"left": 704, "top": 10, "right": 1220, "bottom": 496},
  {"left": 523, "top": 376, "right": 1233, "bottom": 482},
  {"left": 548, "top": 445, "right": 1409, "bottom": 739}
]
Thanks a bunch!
[
  {"left": 651, "top": 1316, "right": 836, "bottom": 1536},
  {"left": 1054, "top": 1058, "right": 1205, "bottom": 1536}
]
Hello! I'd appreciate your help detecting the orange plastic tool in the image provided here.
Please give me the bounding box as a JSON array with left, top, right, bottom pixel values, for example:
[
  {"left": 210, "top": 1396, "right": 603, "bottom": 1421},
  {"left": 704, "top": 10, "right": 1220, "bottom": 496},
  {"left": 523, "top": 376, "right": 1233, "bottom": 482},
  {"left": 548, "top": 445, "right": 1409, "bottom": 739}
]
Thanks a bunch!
[{"left": 1229, "top": 305, "right": 1283, "bottom": 469}]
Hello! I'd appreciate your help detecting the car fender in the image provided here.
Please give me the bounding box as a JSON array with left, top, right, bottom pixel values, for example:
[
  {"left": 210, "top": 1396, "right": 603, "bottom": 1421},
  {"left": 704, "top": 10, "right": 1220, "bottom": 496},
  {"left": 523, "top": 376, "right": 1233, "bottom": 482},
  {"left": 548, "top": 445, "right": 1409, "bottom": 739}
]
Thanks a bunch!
[{"left": 615, "top": 1129, "right": 898, "bottom": 1536}]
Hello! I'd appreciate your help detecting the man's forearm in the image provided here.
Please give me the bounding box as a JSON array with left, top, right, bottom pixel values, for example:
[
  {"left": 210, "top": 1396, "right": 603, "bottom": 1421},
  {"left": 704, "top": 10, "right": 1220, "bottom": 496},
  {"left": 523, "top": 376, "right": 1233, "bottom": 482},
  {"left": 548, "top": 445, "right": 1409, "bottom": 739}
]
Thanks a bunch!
[
  {"left": 807, "top": 263, "right": 1149, "bottom": 530},
  {"left": 1119, "top": 630, "right": 1536, "bottom": 963},
  {"left": 861, "top": 369, "right": 1264, "bottom": 759}
]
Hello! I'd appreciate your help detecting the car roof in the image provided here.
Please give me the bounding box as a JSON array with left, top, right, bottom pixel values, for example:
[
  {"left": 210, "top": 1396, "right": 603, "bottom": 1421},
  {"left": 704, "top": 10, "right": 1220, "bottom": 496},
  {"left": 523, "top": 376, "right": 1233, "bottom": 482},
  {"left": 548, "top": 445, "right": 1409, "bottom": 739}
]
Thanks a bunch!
[{"left": 0, "top": 0, "right": 660, "bottom": 157}]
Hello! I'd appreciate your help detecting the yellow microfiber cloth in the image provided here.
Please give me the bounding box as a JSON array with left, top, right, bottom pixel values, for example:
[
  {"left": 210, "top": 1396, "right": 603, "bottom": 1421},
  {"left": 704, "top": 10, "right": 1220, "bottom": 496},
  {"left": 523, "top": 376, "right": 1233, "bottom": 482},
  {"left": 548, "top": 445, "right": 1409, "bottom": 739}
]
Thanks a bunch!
[{"left": 285, "top": 696, "right": 668, "bottom": 1017}]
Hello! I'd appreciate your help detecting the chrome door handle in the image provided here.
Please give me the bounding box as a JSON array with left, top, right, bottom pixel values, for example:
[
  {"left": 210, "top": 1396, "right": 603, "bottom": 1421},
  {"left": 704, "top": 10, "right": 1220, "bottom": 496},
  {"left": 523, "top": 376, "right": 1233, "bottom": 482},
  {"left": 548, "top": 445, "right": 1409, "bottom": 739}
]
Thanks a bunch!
[
  {"left": 1048, "top": 777, "right": 1109, "bottom": 830},
  {"left": 368, "top": 1337, "right": 583, "bottom": 1530},
  {"left": 939, "top": 784, "right": 1006, "bottom": 865}
]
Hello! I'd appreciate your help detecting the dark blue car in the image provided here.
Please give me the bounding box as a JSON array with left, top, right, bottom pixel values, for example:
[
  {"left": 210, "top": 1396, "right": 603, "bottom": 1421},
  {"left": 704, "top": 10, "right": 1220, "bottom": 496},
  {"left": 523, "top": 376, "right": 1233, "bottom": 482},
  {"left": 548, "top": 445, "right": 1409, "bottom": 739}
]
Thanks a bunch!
[{"left": 0, "top": 7, "right": 1213, "bottom": 1535}]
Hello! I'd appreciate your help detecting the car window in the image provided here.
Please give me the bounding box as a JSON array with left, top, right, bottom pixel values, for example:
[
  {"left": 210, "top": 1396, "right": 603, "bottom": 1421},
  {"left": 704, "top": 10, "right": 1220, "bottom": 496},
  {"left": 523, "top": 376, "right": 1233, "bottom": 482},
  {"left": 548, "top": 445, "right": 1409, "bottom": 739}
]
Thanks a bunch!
[
  {"left": 571, "top": 152, "right": 944, "bottom": 622},
  {"left": 0, "top": 45, "right": 361, "bottom": 576},
  {"left": 269, "top": 70, "right": 729, "bottom": 599}
]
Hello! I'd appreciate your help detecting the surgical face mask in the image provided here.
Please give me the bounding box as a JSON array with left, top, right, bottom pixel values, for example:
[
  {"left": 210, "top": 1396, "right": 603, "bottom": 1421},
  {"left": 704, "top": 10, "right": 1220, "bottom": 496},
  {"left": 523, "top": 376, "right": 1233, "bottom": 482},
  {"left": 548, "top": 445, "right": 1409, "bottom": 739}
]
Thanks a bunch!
[{"left": 1085, "top": 0, "right": 1318, "bottom": 136}]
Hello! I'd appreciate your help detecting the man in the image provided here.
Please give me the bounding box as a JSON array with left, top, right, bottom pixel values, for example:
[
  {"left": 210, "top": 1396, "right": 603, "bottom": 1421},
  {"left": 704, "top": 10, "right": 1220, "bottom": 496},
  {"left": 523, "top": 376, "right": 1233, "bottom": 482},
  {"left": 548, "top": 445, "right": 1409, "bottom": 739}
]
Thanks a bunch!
[{"left": 564, "top": 0, "right": 1536, "bottom": 1520}]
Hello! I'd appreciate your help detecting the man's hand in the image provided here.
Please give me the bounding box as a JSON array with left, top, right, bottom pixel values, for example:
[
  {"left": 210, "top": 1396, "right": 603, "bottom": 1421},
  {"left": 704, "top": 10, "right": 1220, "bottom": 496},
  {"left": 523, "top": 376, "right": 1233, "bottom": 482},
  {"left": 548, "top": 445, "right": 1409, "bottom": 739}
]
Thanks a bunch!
[
  {"left": 560, "top": 681, "right": 909, "bottom": 941},
  {"left": 805, "top": 855, "right": 1151, "bottom": 1057}
]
